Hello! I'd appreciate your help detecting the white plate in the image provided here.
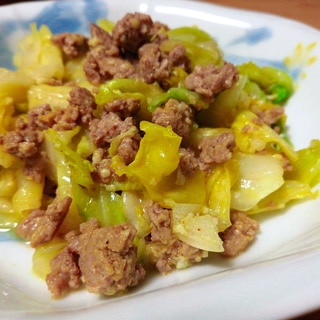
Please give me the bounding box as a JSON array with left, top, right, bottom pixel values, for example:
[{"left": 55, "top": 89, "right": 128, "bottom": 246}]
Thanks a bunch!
[{"left": 1, "top": 0, "right": 320, "bottom": 319}]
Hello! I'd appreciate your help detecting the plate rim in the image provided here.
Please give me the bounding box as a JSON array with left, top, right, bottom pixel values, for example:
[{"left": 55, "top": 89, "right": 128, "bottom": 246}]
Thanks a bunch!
[{"left": 1, "top": 0, "right": 320, "bottom": 319}]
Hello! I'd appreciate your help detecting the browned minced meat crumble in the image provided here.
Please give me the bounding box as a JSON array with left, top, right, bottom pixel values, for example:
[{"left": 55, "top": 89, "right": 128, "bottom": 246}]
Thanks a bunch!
[{"left": 0, "top": 12, "right": 266, "bottom": 299}]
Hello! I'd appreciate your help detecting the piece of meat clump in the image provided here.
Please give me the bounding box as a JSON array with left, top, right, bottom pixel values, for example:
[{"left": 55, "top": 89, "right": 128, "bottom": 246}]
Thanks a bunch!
[
  {"left": 46, "top": 219, "right": 146, "bottom": 298},
  {"left": 52, "top": 86, "right": 97, "bottom": 130},
  {"left": 27, "top": 86, "right": 97, "bottom": 132},
  {"left": 138, "top": 43, "right": 172, "bottom": 84},
  {"left": 104, "top": 97, "right": 141, "bottom": 119},
  {"left": 46, "top": 245, "right": 82, "bottom": 299},
  {"left": 83, "top": 23, "right": 135, "bottom": 85},
  {"left": 23, "top": 151, "right": 48, "bottom": 183},
  {"left": 68, "top": 86, "right": 97, "bottom": 126},
  {"left": 144, "top": 201, "right": 208, "bottom": 274},
  {"left": 0, "top": 118, "right": 43, "bottom": 158},
  {"left": 78, "top": 219, "right": 146, "bottom": 295},
  {"left": 91, "top": 148, "right": 124, "bottom": 184},
  {"left": 151, "top": 98, "right": 194, "bottom": 139},
  {"left": 112, "top": 12, "right": 154, "bottom": 54},
  {"left": 28, "top": 104, "right": 57, "bottom": 130},
  {"left": 89, "top": 111, "right": 136, "bottom": 146},
  {"left": 90, "top": 98, "right": 141, "bottom": 164},
  {"left": 220, "top": 211, "right": 260, "bottom": 257},
  {"left": 51, "top": 33, "right": 89, "bottom": 58},
  {"left": 178, "top": 147, "right": 199, "bottom": 176},
  {"left": 83, "top": 13, "right": 173, "bottom": 85},
  {"left": 138, "top": 43, "right": 189, "bottom": 84},
  {"left": 146, "top": 201, "right": 172, "bottom": 244},
  {"left": 198, "top": 131, "right": 235, "bottom": 170},
  {"left": 16, "top": 196, "right": 72, "bottom": 247},
  {"left": 117, "top": 133, "right": 141, "bottom": 165},
  {"left": 87, "top": 56, "right": 137, "bottom": 84},
  {"left": 184, "top": 62, "right": 239, "bottom": 98}
]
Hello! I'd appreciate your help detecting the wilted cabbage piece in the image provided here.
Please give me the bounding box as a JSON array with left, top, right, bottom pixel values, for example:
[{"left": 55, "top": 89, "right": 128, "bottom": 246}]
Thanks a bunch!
[
  {"left": 230, "top": 153, "right": 284, "bottom": 211},
  {"left": 171, "top": 203, "right": 223, "bottom": 252},
  {"left": 14, "top": 24, "right": 64, "bottom": 83}
]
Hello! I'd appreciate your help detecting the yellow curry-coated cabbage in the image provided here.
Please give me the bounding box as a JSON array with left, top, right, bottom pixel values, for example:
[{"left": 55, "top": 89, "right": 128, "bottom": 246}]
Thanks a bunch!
[
  {"left": 155, "top": 169, "right": 207, "bottom": 205},
  {"left": 171, "top": 203, "right": 223, "bottom": 252},
  {"left": 11, "top": 169, "right": 44, "bottom": 218},
  {"left": 28, "top": 84, "right": 72, "bottom": 110},
  {"left": 13, "top": 24, "right": 64, "bottom": 83},
  {"left": 44, "top": 127, "right": 90, "bottom": 232},
  {"left": 0, "top": 168, "right": 18, "bottom": 198},
  {"left": 121, "top": 191, "right": 151, "bottom": 238},
  {"left": 111, "top": 121, "right": 209, "bottom": 207},
  {"left": 0, "top": 97, "right": 15, "bottom": 134},
  {"left": 248, "top": 180, "right": 316, "bottom": 214},
  {"left": 112, "top": 121, "right": 182, "bottom": 188},
  {"left": 207, "top": 163, "right": 233, "bottom": 232},
  {"left": 0, "top": 145, "right": 19, "bottom": 169},
  {"left": 231, "top": 110, "right": 297, "bottom": 161},
  {"left": 286, "top": 139, "right": 320, "bottom": 187},
  {"left": 164, "top": 26, "right": 223, "bottom": 68},
  {"left": 0, "top": 68, "right": 33, "bottom": 103}
]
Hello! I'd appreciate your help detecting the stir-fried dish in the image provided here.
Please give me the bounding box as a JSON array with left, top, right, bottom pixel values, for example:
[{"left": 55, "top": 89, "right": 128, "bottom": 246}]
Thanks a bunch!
[{"left": 0, "top": 12, "right": 320, "bottom": 298}]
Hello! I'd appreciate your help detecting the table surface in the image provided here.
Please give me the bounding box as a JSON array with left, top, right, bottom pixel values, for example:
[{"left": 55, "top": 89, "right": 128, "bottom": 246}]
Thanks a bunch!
[
  {"left": 1, "top": 0, "right": 320, "bottom": 319},
  {"left": 204, "top": 0, "right": 320, "bottom": 30}
]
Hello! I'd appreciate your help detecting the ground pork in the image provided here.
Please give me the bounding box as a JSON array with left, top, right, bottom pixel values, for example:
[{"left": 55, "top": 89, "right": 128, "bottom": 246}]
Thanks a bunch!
[
  {"left": 68, "top": 86, "right": 97, "bottom": 126},
  {"left": 83, "top": 14, "right": 181, "bottom": 85},
  {"left": 77, "top": 219, "right": 145, "bottom": 295},
  {"left": 46, "top": 219, "right": 146, "bottom": 298},
  {"left": 16, "top": 196, "right": 72, "bottom": 247},
  {"left": 89, "top": 111, "right": 136, "bottom": 147},
  {"left": 151, "top": 98, "right": 194, "bottom": 139},
  {"left": 178, "top": 147, "right": 199, "bottom": 176},
  {"left": 145, "top": 201, "right": 173, "bottom": 244},
  {"left": 23, "top": 151, "right": 48, "bottom": 183},
  {"left": 46, "top": 247, "right": 82, "bottom": 299},
  {"left": 27, "top": 87, "right": 96, "bottom": 132},
  {"left": 117, "top": 133, "right": 141, "bottom": 165},
  {"left": 28, "top": 104, "right": 57, "bottom": 130},
  {"left": 138, "top": 43, "right": 189, "bottom": 84},
  {"left": 138, "top": 43, "right": 171, "bottom": 83},
  {"left": 88, "top": 23, "right": 119, "bottom": 53},
  {"left": 91, "top": 148, "right": 125, "bottom": 184},
  {"left": 112, "top": 12, "right": 154, "bottom": 54},
  {"left": 184, "top": 62, "right": 239, "bottom": 98},
  {"left": 83, "top": 24, "right": 125, "bottom": 84},
  {"left": 198, "top": 131, "right": 235, "bottom": 170},
  {"left": 220, "top": 211, "right": 260, "bottom": 257},
  {"left": 168, "top": 44, "right": 190, "bottom": 71},
  {"left": 0, "top": 118, "right": 43, "bottom": 158},
  {"left": 51, "top": 106, "right": 79, "bottom": 131},
  {"left": 85, "top": 55, "right": 137, "bottom": 84},
  {"left": 103, "top": 98, "right": 141, "bottom": 119},
  {"left": 51, "top": 32, "right": 89, "bottom": 58}
]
